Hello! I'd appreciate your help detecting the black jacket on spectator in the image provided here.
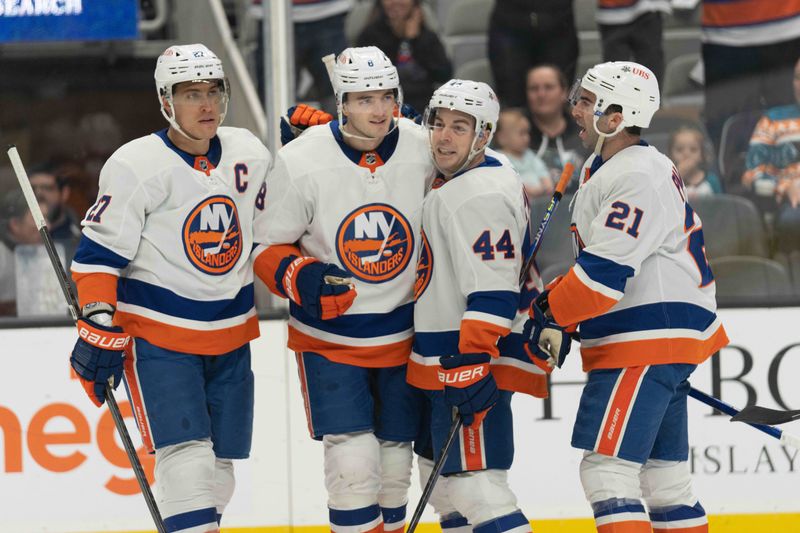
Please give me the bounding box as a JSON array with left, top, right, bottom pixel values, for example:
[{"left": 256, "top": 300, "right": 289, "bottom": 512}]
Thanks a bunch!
[{"left": 357, "top": 19, "right": 452, "bottom": 112}]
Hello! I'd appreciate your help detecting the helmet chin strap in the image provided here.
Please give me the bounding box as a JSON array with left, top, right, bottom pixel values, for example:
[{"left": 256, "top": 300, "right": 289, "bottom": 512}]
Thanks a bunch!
[
  {"left": 160, "top": 93, "right": 228, "bottom": 144},
  {"left": 591, "top": 113, "right": 625, "bottom": 156},
  {"left": 429, "top": 131, "right": 484, "bottom": 178}
]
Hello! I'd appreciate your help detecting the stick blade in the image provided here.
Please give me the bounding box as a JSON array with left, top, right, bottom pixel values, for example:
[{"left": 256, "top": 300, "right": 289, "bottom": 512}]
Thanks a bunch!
[{"left": 731, "top": 405, "right": 800, "bottom": 425}]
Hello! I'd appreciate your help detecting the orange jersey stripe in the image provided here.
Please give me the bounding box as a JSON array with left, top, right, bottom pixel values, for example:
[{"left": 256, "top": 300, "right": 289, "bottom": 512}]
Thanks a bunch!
[
  {"left": 703, "top": 0, "right": 800, "bottom": 27},
  {"left": 253, "top": 243, "right": 302, "bottom": 296},
  {"left": 599, "top": 0, "right": 638, "bottom": 7},
  {"left": 461, "top": 424, "right": 485, "bottom": 471},
  {"left": 122, "top": 343, "right": 154, "bottom": 453},
  {"left": 295, "top": 353, "right": 317, "bottom": 438},
  {"left": 550, "top": 267, "right": 620, "bottom": 326},
  {"left": 72, "top": 271, "right": 119, "bottom": 309},
  {"left": 581, "top": 325, "right": 729, "bottom": 371},
  {"left": 458, "top": 319, "right": 511, "bottom": 357},
  {"left": 115, "top": 311, "right": 259, "bottom": 355},
  {"left": 596, "top": 366, "right": 646, "bottom": 456},
  {"left": 288, "top": 325, "right": 411, "bottom": 368},
  {"left": 597, "top": 521, "right": 653, "bottom": 533},
  {"left": 491, "top": 365, "right": 548, "bottom": 398}
]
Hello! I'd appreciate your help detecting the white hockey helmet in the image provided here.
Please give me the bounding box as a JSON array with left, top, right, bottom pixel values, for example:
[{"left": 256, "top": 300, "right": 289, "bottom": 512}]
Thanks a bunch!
[
  {"left": 154, "top": 43, "right": 230, "bottom": 137},
  {"left": 573, "top": 61, "right": 660, "bottom": 130},
  {"left": 424, "top": 79, "right": 500, "bottom": 174},
  {"left": 333, "top": 46, "right": 401, "bottom": 108}
]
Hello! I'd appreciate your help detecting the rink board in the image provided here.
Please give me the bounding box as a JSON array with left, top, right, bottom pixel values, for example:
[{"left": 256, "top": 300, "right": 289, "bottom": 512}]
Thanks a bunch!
[{"left": 1, "top": 309, "right": 799, "bottom": 532}]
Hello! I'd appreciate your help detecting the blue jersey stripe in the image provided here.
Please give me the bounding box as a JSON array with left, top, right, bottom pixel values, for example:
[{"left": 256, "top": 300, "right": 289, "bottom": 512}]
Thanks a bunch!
[
  {"left": 466, "top": 290, "right": 519, "bottom": 321},
  {"left": 163, "top": 507, "right": 217, "bottom": 531},
  {"left": 576, "top": 251, "right": 635, "bottom": 293},
  {"left": 73, "top": 235, "right": 131, "bottom": 270},
  {"left": 118, "top": 278, "right": 254, "bottom": 321},
  {"left": 329, "top": 504, "right": 381, "bottom": 526},
  {"left": 290, "top": 301, "right": 413, "bottom": 338},
  {"left": 413, "top": 330, "right": 459, "bottom": 357},
  {"left": 580, "top": 302, "right": 717, "bottom": 340}
]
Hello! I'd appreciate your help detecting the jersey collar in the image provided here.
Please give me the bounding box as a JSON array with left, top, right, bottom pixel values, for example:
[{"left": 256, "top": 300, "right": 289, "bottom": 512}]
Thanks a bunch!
[
  {"left": 329, "top": 120, "right": 400, "bottom": 167},
  {"left": 155, "top": 128, "right": 222, "bottom": 173},
  {"left": 446, "top": 154, "right": 503, "bottom": 180},
  {"left": 589, "top": 139, "right": 649, "bottom": 175}
]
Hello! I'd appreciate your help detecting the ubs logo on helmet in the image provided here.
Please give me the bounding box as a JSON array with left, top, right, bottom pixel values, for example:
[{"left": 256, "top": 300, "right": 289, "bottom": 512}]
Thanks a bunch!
[
  {"left": 414, "top": 229, "right": 433, "bottom": 300},
  {"left": 182, "top": 195, "right": 242, "bottom": 275},
  {"left": 336, "top": 203, "right": 413, "bottom": 283}
]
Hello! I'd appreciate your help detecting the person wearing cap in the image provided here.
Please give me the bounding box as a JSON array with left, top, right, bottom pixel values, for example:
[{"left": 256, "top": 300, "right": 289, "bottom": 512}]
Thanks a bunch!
[{"left": 68, "top": 43, "right": 272, "bottom": 533}]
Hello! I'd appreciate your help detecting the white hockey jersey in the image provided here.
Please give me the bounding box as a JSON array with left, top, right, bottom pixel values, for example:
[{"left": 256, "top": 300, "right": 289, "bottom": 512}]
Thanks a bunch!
[
  {"left": 549, "top": 143, "right": 729, "bottom": 371},
  {"left": 71, "top": 127, "right": 271, "bottom": 355},
  {"left": 408, "top": 155, "right": 548, "bottom": 398},
  {"left": 252, "top": 119, "right": 435, "bottom": 367}
]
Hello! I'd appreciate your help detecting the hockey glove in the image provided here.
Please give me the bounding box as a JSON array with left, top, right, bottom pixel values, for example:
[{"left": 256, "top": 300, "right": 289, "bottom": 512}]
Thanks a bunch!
[
  {"left": 522, "top": 291, "right": 571, "bottom": 373},
  {"left": 396, "top": 103, "right": 422, "bottom": 124},
  {"left": 280, "top": 104, "right": 334, "bottom": 146},
  {"left": 277, "top": 255, "right": 356, "bottom": 320},
  {"left": 71, "top": 310, "right": 130, "bottom": 407},
  {"left": 438, "top": 353, "right": 499, "bottom": 428}
]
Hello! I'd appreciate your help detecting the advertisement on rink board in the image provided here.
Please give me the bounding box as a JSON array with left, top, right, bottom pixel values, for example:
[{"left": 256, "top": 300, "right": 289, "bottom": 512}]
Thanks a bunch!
[{"left": 1, "top": 310, "right": 799, "bottom": 532}]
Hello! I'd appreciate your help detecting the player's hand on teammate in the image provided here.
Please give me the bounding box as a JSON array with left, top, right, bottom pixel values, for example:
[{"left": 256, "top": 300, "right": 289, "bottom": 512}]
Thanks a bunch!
[
  {"left": 279, "top": 256, "right": 356, "bottom": 320},
  {"left": 523, "top": 291, "right": 571, "bottom": 373},
  {"left": 438, "top": 353, "right": 499, "bottom": 428},
  {"left": 70, "top": 305, "right": 130, "bottom": 407},
  {"left": 280, "top": 104, "right": 334, "bottom": 146}
]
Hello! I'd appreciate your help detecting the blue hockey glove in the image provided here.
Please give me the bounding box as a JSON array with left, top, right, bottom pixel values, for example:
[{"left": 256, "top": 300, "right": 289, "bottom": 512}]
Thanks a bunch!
[
  {"left": 438, "top": 353, "right": 499, "bottom": 428},
  {"left": 71, "top": 314, "right": 130, "bottom": 407},
  {"left": 397, "top": 103, "right": 422, "bottom": 124},
  {"left": 522, "top": 291, "right": 571, "bottom": 373},
  {"left": 280, "top": 104, "right": 333, "bottom": 146},
  {"left": 276, "top": 255, "right": 356, "bottom": 320}
]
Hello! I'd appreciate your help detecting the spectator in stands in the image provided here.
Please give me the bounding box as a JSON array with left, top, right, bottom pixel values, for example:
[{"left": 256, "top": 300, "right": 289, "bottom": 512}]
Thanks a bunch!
[
  {"left": 525, "top": 64, "right": 586, "bottom": 187},
  {"left": 488, "top": 0, "right": 579, "bottom": 108},
  {"left": 495, "top": 108, "right": 553, "bottom": 200},
  {"left": 669, "top": 125, "right": 723, "bottom": 201},
  {"left": 742, "top": 56, "right": 800, "bottom": 253},
  {"left": 29, "top": 163, "right": 81, "bottom": 241},
  {"left": 0, "top": 190, "right": 48, "bottom": 316},
  {"left": 356, "top": 0, "right": 452, "bottom": 111},
  {"left": 596, "top": 0, "right": 670, "bottom": 84},
  {"left": 702, "top": 0, "right": 800, "bottom": 152}
]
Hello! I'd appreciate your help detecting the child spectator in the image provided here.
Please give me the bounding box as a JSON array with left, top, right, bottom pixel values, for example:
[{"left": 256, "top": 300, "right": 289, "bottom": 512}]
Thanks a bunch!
[
  {"left": 496, "top": 108, "right": 553, "bottom": 199},
  {"left": 669, "top": 125, "right": 723, "bottom": 201}
]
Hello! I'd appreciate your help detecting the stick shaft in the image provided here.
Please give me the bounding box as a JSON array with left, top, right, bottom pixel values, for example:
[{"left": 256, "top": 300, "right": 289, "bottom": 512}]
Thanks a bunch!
[
  {"left": 688, "top": 387, "right": 782, "bottom": 440},
  {"left": 407, "top": 415, "right": 463, "bottom": 533},
  {"left": 7, "top": 145, "right": 166, "bottom": 533},
  {"left": 519, "top": 162, "right": 574, "bottom": 285}
]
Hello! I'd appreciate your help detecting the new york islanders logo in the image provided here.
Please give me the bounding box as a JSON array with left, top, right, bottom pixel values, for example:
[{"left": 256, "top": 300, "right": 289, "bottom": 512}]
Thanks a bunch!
[
  {"left": 182, "top": 195, "right": 242, "bottom": 275},
  {"left": 336, "top": 203, "right": 413, "bottom": 283},
  {"left": 414, "top": 229, "right": 433, "bottom": 300}
]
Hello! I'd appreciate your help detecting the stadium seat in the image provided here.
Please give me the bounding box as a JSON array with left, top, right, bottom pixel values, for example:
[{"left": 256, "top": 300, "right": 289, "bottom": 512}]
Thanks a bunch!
[
  {"left": 711, "top": 256, "right": 792, "bottom": 301},
  {"left": 454, "top": 58, "right": 494, "bottom": 86},
  {"left": 691, "top": 194, "right": 769, "bottom": 258},
  {"left": 574, "top": 0, "right": 597, "bottom": 32},
  {"left": 443, "top": 0, "right": 494, "bottom": 69},
  {"left": 662, "top": 53, "right": 703, "bottom": 109},
  {"left": 530, "top": 194, "right": 575, "bottom": 272}
]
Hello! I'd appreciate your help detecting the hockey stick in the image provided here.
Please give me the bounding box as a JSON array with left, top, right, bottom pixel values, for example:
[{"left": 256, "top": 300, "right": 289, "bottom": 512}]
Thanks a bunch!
[
  {"left": 730, "top": 405, "right": 800, "bottom": 425},
  {"left": 688, "top": 387, "right": 800, "bottom": 450},
  {"left": 7, "top": 145, "right": 167, "bottom": 533},
  {"left": 409, "top": 163, "right": 577, "bottom": 531},
  {"left": 518, "top": 162, "right": 575, "bottom": 285},
  {"left": 407, "top": 413, "right": 463, "bottom": 533}
]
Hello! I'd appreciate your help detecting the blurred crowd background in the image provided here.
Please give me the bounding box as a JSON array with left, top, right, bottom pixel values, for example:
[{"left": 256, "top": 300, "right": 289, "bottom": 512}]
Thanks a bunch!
[{"left": 1, "top": 0, "right": 799, "bottom": 319}]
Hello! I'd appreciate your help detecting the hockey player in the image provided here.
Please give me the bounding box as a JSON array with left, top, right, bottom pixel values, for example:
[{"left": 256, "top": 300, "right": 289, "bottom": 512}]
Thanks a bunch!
[
  {"left": 408, "top": 79, "right": 549, "bottom": 533},
  {"left": 69, "top": 44, "right": 271, "bottom": 533},
  {"left": 524, "top": 62, "right": 729, "bottom": 533},
  {"left": 252, "top": 46, "right": 435, "bottom": 533}
]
